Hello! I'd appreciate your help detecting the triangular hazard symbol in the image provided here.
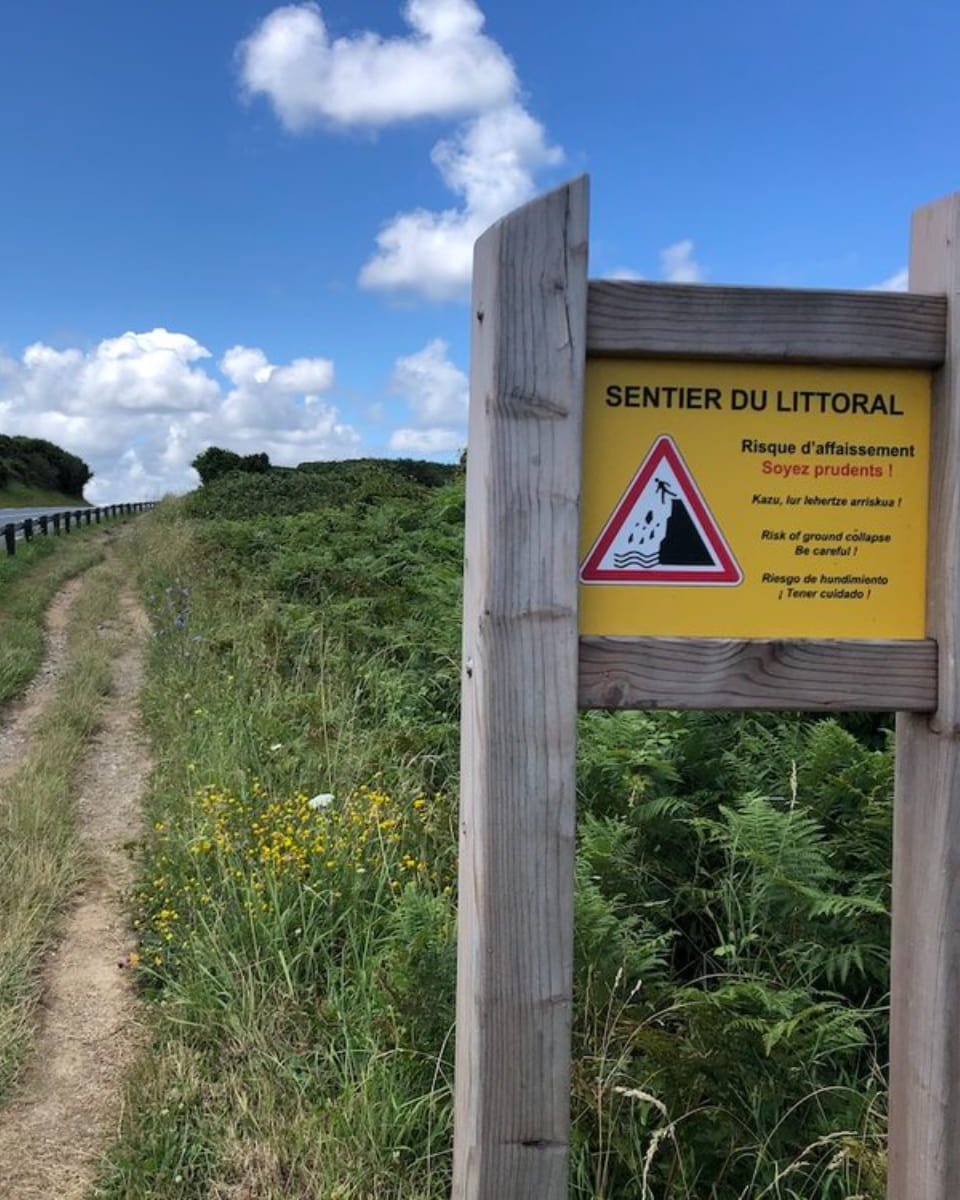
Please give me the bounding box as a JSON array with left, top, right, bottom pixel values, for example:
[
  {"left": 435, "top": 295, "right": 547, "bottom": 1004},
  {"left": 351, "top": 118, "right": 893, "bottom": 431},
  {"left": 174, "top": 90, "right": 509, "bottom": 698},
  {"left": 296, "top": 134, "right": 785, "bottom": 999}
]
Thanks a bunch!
[{"left": 581, "top": 435, "right": 742, "bottom": 585}]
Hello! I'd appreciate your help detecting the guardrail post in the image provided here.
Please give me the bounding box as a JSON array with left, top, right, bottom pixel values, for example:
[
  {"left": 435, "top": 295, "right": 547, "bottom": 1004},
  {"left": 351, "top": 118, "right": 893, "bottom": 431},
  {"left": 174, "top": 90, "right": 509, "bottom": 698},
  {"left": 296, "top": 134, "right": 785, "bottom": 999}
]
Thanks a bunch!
[
  {"left": 38, "top": 515, "right": 48, "bottom": 536},
  {"left": 23, "top": 518, "right": 33, "bottom": 542},
  {"left": 64, "top": 512, "right": 71, "bottom": 533},
  {"left": 94, "top": 508, "right": 101, "bottom": 523},
  {"left": 4, "top": 524, "right": 16, "bottom": 556},
  {"left": 53, "top": 513, "right": 60, "bottom": 535}
]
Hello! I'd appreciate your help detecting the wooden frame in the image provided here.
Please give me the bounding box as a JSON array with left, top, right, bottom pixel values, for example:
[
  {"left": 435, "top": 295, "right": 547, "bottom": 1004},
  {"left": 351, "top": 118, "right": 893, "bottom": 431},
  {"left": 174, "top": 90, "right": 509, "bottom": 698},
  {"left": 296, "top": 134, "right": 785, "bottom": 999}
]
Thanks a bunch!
[
  {"left": 579, "top": 636, "right": 938, "bottom": 712},
  {"left": 454, "top": 177, "right": 953, "bottom": 1200},
  {"left": 587, "top": 280, "right": 946, "bottom": 364}
]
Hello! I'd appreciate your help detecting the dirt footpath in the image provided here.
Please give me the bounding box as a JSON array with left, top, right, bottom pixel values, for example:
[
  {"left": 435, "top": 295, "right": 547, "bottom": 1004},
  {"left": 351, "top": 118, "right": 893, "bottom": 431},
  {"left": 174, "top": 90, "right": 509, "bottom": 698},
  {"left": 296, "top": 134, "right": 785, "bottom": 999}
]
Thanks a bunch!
[
  {"left": 0, "top": 578, "right": 151, "bottom": 1199},
  {"left": 0, "top": 575, "right": 85, "bottom": 783}
]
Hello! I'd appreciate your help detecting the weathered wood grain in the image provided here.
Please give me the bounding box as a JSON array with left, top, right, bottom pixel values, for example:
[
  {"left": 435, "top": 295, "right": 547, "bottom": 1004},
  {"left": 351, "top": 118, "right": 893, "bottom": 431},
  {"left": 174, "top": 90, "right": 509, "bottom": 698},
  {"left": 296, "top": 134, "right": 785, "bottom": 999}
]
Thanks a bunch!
[
  {"left": 889, "top": 193, "right": 960, "bottom": 1200},
  {"left": 578, "top": 636, "right": 937, "bottom": 711},
  {"left": 587, "top": 281, "right": 947, "bottom": 364},
  {"left": 453, "top": 178, "right": 588, "bottom": 1200}
]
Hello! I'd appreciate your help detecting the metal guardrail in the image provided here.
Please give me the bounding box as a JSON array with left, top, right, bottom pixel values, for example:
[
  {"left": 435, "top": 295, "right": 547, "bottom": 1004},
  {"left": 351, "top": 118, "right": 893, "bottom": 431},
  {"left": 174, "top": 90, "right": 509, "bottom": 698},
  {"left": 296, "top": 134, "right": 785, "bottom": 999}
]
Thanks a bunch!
[{"left": 2, "top": 501, "right": 158, "bottom": 556}]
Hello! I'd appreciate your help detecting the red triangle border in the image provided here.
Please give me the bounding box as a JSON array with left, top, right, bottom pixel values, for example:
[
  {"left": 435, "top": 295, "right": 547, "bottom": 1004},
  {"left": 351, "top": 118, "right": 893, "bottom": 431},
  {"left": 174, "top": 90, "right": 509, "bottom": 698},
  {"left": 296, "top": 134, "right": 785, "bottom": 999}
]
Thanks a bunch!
[{"left": 580, "top": 435, "right": 743, "bottom": 585}]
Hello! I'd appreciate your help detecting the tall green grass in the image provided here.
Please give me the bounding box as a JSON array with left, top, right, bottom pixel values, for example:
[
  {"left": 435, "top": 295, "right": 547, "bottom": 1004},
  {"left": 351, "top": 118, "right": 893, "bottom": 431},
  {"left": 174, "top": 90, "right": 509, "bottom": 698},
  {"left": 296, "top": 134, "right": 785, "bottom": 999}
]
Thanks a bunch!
[{"left": 97, "top": 513, "right": 456, "bottom": 1198}]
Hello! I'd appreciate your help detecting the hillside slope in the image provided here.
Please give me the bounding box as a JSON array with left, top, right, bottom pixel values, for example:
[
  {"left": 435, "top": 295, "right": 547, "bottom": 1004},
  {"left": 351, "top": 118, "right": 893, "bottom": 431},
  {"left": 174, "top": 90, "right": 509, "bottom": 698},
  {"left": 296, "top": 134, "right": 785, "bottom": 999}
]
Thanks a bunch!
[
  {"left": 0, "top": 436, "right": 92, "bottom": 506},
  {"left": 0, "top": 481, "right": 92, "bottom": 509}
]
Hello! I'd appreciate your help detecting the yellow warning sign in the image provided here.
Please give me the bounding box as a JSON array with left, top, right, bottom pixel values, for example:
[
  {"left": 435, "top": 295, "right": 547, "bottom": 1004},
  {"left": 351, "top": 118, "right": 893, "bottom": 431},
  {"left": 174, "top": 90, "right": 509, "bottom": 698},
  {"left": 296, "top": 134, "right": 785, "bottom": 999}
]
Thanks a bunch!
[{"left": 579, "top": 359, "right": 931, "bottom": 639}]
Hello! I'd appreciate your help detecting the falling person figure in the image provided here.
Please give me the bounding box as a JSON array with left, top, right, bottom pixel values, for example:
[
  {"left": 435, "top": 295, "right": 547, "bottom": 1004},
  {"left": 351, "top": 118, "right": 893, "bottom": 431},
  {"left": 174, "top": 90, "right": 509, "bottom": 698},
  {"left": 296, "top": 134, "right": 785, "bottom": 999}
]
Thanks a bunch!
[
  {"left": 613, "top": 471, "right": 714, "bottom": 570},
  {"left": 655, "top": 477, "right": 676, "bottom": 504}
]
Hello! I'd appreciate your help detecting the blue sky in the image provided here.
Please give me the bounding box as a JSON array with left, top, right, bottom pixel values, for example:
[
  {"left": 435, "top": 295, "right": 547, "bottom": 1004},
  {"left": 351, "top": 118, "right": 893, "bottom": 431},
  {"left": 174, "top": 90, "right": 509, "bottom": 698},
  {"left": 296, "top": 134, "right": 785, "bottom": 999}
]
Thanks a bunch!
[{"left": 1, "top": 0, "right": 957, "bottom": 501}]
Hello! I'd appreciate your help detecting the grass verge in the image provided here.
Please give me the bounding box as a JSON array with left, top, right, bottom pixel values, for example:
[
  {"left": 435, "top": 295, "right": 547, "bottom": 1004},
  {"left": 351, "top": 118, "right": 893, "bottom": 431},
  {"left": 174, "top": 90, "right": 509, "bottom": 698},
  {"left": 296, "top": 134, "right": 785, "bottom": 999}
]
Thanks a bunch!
[
  {"left": 0, "top": 543, "right": 128, "bottom": 1098},
  {"left": 0, "top": 482, "right": 89, "bottom": 507},
  {"left": 0, "top": 525, "right": 120, "bottom": 706}
]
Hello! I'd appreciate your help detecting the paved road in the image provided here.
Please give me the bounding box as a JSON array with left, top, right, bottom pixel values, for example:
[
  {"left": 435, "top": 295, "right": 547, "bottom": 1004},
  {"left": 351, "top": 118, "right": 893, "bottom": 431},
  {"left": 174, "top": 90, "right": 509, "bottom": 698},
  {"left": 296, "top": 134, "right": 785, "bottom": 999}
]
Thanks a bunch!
[{"left": 0, "top": 505, "right": 89, "bottom": 525}]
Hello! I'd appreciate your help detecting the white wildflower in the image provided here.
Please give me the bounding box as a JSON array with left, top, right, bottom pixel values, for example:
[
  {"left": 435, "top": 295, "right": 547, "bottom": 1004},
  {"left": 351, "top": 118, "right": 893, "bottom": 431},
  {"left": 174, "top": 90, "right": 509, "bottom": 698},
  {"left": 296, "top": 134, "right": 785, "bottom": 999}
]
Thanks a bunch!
[{"left": 309, "top": 793, "right": 335, "bottom": 810}]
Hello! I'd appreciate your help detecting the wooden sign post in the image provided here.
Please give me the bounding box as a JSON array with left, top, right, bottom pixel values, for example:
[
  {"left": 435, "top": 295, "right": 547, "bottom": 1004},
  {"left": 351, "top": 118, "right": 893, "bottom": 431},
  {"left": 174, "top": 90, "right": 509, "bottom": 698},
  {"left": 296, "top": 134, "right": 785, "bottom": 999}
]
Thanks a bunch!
[
  {"left": 888, "top": 193, "right": 960, "bottom": 1200},
  {"left": 454, "top": 176, "right": 954, "bottom": 1200},
  {"left": 454, "top": 179, "right": 588, "bottom": 1199}
]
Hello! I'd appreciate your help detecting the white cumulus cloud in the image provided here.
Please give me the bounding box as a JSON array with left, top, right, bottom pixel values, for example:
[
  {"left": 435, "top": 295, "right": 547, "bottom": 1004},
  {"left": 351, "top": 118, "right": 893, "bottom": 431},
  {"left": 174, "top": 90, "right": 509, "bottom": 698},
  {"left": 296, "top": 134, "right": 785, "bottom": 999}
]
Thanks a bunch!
[
  {"left": 660, "top": 239, "right": 703, "bottom": 283},
  {"left": 0, "top": 328, "right": 359, "bottom": 502},
  {"left": 20, "top": 329, "right": 219, "bottom": 417},
  {"left": 239, "top": 0, "right": 515, "bottom": 131},
  {"left": 239, "top": 2, "right": 563, "bottom": 302},
  {"left": 870, "top": 267, "right": 908, "bottom": 291},
  {"left": 360, "top": 104, "right": 562, "bottom": 299},
  {"left": 218, "top": 343, "right": 353, "bottom": 456},
  {"left": 388, "top": 338, "right": 467, "bottom": 454},
  {"left": 390, "top": 339, "right": 467, "bottom": 425}
]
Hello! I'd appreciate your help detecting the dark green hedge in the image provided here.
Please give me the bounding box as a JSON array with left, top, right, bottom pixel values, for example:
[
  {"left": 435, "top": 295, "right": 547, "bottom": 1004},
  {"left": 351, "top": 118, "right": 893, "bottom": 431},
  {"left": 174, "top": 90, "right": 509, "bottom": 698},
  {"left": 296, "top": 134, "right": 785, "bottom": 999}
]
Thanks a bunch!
[{"left": 0, "top": 435, "right": 92, "bottom": 498}]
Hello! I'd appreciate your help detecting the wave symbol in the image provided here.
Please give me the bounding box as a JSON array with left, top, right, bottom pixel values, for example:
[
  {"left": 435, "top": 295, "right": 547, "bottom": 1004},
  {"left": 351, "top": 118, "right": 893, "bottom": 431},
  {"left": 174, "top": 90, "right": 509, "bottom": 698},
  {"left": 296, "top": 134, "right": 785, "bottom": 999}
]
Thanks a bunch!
[{"left": 613, "top": 551, "right": 659, "bottom": 569}]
